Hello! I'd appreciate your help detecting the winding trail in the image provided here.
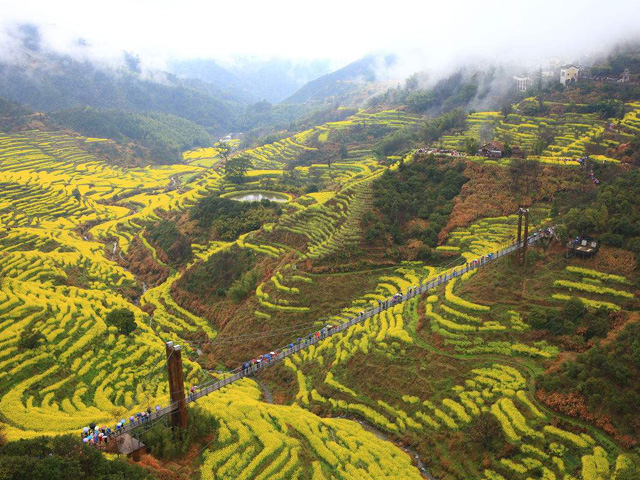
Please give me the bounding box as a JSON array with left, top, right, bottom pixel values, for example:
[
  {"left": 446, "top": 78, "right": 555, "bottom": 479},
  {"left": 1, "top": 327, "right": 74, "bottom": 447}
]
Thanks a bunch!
[
  {"left": 255, "top": 380, "right": 274, "bottom": 405},
  {"left": 355, "top": 419, "right": 436, "bottom": 480}
]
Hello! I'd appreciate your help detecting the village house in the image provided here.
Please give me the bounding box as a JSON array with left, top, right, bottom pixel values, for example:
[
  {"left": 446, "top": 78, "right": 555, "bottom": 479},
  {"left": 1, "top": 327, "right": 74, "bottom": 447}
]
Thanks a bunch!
[
  {"left": 510, "top": 145, "right": 524, "bottom": 159},
  {"left": 477, "top": 141, "right": 524, "bottom": 159},
  {"left": 513, "top": 76, "right": 533, "bottom": 92},
  {"left": 619, "top": 68, "right": 631, "bottom": 83},
  {"left": 478, "top": 141, "right": 505, "bottom": 158},
  {"left": 560, "top": 65, "right": 580, "bottom": 85}
]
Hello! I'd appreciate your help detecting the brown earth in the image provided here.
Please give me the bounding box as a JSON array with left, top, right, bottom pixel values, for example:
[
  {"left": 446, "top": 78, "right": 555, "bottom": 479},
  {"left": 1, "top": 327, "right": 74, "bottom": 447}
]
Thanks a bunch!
[
  {"left": 121, "top": 236, "right": 170, "bottom": 287},
  {"left": 536, "top": 389, "right": 637, "bottom": 449}
]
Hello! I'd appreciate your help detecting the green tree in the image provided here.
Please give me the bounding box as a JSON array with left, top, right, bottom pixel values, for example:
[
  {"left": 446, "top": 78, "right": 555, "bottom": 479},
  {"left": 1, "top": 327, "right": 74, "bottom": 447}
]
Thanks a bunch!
[
  {"left": 214, "top": 141, "right": 232, "bottom": 162},
  {"left": 500, "top": 102, "right": 513, "bottom": 118},
  {"left": 224, "top": 155, "right": 251, "bottom": 183},
  {"left": 406, "top": 90, "right": 436, "bottom": 112},
  {"left": 140, "top": 405, "right": 217, "bottom": 459},
  {"left": 420, "top": 109, "right": 467, "bottom": 143},
  {"left": 227, "top": 269, "right": 259, "bottom": 303},
  {"left": 404, "top": 74, "right": 420, "bottom": 92},
  {"left": 106, "top": 308, "right": 137, "bottom": 336},
  {"left": 147, "top": 219, "right": 193, "bottom": 265},
  {"left": 503, "top": 143, "right": 513, "bottom": 157},
  {"left": 532, "top": 137, "right": 548, "bottom": 156},
  {"left": 616, "top": 465, "right": 640, "bottom": 480},
  {"left": 464, "top": 137, "right": 479, "bottom": 155},
  {"left": 468, "top": 413, "right": 502, "bottom": 451},
  {"left": 17, "top": 328, "right": 45, "bottom": 349},
  {"left": 0, "top": 434, "right": 151, "bottom": 479},
  {"left": 562, "top": 297, "right": 587, "bottom": 323}
]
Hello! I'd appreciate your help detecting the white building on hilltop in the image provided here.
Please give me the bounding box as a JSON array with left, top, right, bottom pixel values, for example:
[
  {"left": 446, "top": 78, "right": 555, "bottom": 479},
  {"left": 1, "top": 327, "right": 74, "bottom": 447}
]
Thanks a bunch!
[
  {"left": 513, "top": 76, "right": 533, "bottom": 92},
  {"left": 560, "top": 65, "right": 580, "bottom": 85},
  {"left": 619, "top": 69, "right": 631, "bottom": 83}
]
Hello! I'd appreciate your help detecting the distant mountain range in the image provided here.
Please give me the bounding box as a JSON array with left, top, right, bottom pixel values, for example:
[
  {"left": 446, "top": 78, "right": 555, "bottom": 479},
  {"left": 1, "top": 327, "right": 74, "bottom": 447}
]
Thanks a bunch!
[
  {"left": 169, "top": 57, "right": 334, "bottom": 103},
  {"left": 0, "top": 53, "right": 240, "bottom": 133},
  {"left": 0, "top": 27, "right": 400, "bottom": 152}
]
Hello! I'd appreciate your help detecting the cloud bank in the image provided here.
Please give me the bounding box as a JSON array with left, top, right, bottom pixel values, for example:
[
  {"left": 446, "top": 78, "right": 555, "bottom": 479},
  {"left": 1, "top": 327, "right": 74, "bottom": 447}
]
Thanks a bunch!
[{"left": 1, "top": 0, "right": 638, "bottom": 77}]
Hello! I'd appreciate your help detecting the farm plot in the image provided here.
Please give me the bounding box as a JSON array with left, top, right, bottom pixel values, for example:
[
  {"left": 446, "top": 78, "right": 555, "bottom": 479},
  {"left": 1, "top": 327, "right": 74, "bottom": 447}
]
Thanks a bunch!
[
  {"left": 436, "top": 102, "right": 628, "bottom": 164},
  {"left": 197, "top": 378, "right": 423, "bottom": 480},
  {"left": 550, "top": 266, "right": 636, "bottom": 312}
]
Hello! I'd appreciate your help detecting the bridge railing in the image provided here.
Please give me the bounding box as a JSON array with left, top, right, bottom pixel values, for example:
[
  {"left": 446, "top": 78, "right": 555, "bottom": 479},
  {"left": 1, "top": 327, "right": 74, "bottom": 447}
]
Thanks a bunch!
[{"left": 107, "top": 232, "right": 551, "bottom": 439}]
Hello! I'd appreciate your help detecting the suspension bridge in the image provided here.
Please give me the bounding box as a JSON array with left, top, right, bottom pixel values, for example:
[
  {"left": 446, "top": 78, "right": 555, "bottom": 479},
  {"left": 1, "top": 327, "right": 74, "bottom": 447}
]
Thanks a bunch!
[{"left": 94, "top": 208, "right": 554, "bottom": 454}]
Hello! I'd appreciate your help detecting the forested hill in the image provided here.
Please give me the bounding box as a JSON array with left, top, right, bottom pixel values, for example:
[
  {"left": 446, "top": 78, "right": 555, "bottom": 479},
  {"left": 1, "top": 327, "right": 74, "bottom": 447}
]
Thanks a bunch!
[
  {"left": 284, "top": 54, "right": 396, "bottom": 104},
  {"left": 49, "top": 108, "right": 215, "bottom": 165},
  {"left": 0, "top": 55, "right": 239, "bottom": 133},
  {"left": 372, "top": 42, "right": 640, "bottom": 117},
  {"left": 0, "top": 96, "right": 32, "bottom": 118}
]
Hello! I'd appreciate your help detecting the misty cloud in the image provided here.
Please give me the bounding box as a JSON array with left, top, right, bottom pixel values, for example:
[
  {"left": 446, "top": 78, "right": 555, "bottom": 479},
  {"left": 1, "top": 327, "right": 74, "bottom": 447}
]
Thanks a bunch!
[{"left": 1, "top": 0, "right": 639, "bottom": 87}]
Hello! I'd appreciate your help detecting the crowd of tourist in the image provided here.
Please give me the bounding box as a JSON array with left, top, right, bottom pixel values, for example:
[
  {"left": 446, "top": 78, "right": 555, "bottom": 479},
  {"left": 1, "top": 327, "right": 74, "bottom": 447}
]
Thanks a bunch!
[
  {"left": 81, "top": 405, "right": 163, "bottom": 445},
  {"left": 417, "top": 147, "right": 466, "bottom": 157}
]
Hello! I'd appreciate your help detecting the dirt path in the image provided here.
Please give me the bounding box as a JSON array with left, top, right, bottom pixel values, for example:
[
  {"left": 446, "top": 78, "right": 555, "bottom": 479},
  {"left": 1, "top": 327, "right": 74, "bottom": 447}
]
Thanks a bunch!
[
  {"left": 354, "top": 419, "right": 436, "bottom": 479},
  {"left": 255, "top": 379, "right": 274, "bottom": 404}
]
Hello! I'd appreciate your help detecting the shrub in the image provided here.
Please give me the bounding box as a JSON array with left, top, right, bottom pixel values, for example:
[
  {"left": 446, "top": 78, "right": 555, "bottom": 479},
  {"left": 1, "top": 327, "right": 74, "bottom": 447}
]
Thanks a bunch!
[
  {"left": 105, "top": 308, "right": 137, "bottom": 335},
  {"left": 0, "top": 434, "right": 152, "bottom": 479},
  {"left": 190, "top": 195, "right": 280, "bottom": 241},
  {"left": 543, "top": 425, "right": 590, "bottom": 449},
  {"left": 566, "top": 266, "right": 629, "bottom": 284},
  {"left": 141, "top": 404, "right": 218, "bottom": 459},
  {"left": 554, "top": 280, "right": 634, "bottom": 299},
  {"left": 147, "top": 219, "right": 193, "bottom": 265},
  {"left": 227, "top": 269, "right": 259, "bottom": 303},
  {"left": 445, "top": 279, "right": 490, "bottom": 312},
  {"left": 17, "top": 328, "right": 45, "bottom": 349},
  {"left": 490, "top": 401, "right": 520, "bottom": 442}
]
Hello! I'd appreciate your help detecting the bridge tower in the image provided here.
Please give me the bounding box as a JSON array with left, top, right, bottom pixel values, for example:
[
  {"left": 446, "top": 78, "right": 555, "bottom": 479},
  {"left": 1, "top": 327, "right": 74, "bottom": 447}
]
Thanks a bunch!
[
  {"left": 515, "top": 207, "right": 530, "bottom": 266},
  {"left": 515, "top": 207, "right": 523, "bottom": 265},
  {"left": 165, "top": 341, "right": 188, "bottom": 429},
  {"left": 521, "top": 207, "right": 530, "bottom": 266}
]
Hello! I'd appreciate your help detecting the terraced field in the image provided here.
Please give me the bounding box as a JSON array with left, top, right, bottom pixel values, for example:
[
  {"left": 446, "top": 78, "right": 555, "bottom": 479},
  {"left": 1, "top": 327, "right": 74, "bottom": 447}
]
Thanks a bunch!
[
  {"left": 1, "top": 106, "right": 637, "bottom": 479},
  {"left": 0, "top": 110, "right": 434, "bottom": 475},
  {"left": 0, "top": 130, "right": 218, "bottom": 439},
  {"left": 437, "top": 99, "right": 640, "bottom": 165}
]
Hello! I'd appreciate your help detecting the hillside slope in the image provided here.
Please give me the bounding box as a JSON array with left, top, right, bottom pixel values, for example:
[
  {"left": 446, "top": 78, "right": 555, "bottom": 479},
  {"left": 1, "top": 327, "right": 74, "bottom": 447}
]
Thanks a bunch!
[
  {"left": 285, "top": 54, "right": 396, "bottom": 104},
  {"left": 1, "top": 102, "right": 640, "bottom": 479},
  {"left": 0, "top": 49, "right": 241, "bottom": 133}
]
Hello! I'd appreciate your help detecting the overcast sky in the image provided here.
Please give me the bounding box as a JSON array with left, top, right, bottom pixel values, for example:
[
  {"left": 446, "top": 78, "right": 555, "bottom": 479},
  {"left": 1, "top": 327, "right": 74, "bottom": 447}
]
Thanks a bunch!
[{"left": 1, "top": 0, "right": 639, "bottom": 71}]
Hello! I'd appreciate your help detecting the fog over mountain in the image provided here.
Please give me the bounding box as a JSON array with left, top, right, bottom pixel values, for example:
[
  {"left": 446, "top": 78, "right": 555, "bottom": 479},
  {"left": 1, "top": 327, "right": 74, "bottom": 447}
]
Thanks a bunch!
[
  {"left": 2, "top": 0, "right": 639, "bottom": 86},
  {"left": 168, "top": 57, "right": 334, "bottom": 103}
]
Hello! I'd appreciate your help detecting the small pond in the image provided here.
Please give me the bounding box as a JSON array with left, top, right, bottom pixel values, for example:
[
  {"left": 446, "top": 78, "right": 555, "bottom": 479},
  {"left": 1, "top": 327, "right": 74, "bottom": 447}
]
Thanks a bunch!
[{"left": 226, "top": 191, "right": 289, "bottom": 203}]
